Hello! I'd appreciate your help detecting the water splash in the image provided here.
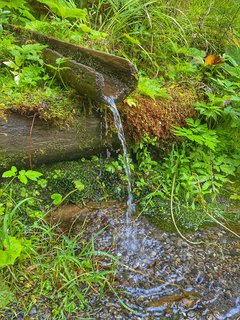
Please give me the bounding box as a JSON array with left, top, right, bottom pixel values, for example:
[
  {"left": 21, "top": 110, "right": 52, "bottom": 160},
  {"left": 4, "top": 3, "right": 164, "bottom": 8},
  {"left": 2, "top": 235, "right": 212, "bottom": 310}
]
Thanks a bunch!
[{"left": 104, "top": 96, "right": 135, "bottom": 223}]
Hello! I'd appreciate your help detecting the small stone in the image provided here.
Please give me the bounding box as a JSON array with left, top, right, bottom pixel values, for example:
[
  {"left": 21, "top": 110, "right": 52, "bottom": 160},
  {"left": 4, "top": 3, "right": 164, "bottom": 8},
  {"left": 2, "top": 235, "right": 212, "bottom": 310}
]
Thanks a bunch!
[
  {"left": 29, "top": 307, "right": 37, "bottom": 315},
  {"left": 136, "top": 295, "right": 145, "bottom": 303},
  {"left": 224, "top": 290, "right": 233, "bottom": 299},
  {"left": 150, "top": 250, "right": 157, "bottom": 257},
  {"left": 175, "top": 258, "right": 181, "bottom": 267},
  {"left": 187, "top": 311, "right": 196, "bottom": 318}
]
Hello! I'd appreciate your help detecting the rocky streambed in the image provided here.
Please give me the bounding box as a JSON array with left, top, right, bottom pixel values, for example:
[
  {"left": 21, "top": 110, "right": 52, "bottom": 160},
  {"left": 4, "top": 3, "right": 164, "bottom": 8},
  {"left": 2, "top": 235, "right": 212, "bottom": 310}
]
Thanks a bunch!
[
  {"left": 2, "top": 203, "right": 240, "bottom": 320},
  {"left": 56, "top": 203, "right": 240, "bottom": 320}
]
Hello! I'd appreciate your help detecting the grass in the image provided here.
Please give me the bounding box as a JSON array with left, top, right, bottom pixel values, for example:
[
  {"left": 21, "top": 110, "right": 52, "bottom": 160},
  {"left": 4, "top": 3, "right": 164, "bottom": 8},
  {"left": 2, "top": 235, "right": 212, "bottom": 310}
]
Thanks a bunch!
[
  {"left": 0, "top": 221, "right": 118, "bottom": 319},
  {"left": 0, "top": 160, "right": 123, "bottom": 318}
]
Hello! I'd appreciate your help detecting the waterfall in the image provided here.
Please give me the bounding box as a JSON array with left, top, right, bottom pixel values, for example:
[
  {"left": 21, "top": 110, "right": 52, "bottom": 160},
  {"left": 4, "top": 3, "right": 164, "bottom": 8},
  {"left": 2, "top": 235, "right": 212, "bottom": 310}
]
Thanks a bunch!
[{"left": 104, "top": 96, "right": 135, "bottom": 223}]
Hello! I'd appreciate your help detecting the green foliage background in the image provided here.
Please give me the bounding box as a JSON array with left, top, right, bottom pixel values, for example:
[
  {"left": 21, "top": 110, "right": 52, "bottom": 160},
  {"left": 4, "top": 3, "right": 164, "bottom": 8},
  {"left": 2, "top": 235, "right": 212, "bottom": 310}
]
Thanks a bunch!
[{"left": 0, "top": 0, "right": 240, "bottom": 317}]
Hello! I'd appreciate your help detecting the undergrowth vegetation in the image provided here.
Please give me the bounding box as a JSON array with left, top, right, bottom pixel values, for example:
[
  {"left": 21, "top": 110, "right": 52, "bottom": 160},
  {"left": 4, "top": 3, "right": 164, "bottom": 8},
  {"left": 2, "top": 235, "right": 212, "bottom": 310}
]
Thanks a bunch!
[
  {"left": 0, "top": 162, "right": 121, "bottom": 318},
  {"left": 0, "top": 0, "right": 240, "bottom": 317}
]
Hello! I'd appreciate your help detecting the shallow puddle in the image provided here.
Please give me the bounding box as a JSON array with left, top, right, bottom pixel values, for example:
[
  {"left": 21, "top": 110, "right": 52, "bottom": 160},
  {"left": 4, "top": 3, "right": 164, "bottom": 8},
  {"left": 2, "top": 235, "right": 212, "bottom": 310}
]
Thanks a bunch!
[{"left": 63, "top": 203, "right": 240, "bottom": 320}]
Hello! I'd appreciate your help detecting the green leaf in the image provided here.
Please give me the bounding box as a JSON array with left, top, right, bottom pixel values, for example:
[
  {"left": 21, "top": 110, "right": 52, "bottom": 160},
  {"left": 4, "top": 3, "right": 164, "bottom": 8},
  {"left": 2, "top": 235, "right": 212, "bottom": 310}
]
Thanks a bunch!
[
  {"left": 202, "top": 181, "right": 212, "bottom": 191},
  {"left": 0, "top": 204, "right": 5, "bottom": 216},
  {"left": 18, "top": 170, "right": 28, "bottom": 184},
  {"left": 220, "top": 164, "right": 234, "bottom": 175},
  {"left": 37, "top": 179, "right": 47, "bottom": 188},
  {"left": 15, "top": 55, "right": 22, "bottom": 67},
  {"left": 79, "top": 23, "right": 91, "bottom": 33},
  {"left": 73, "top": 180, "right": 84, "bottom": 191},
  {"left": 138, "top": 76, "right": 171, "bottom": 100},
  {"left": 123, "top": 33, "right": 141, "bottom": 45},
  {"left": 2, "top": 166, "right": 17, "bottom": 178},
  {"left": 51, "top": 193, "right": 63, "bottom": 205},
  {"left": 3, "top": 60, "right": 18, "bottom": 69},
  {"left": 25, "top": 170, "right": 43, "bottom": 181},
  {"left": 36, "top": 0, "right": 87, "bottom": 20},
  {"left": 230, "top": 194, "right": 240, "bottom": 200},
  {"left": 0, "top": 237, "right": 23, "bottom": 268},
  {"left": 0, "top": 282, "right": 15, "bottom": 309},
  {"left": 56, "top": 57, "right": 69, "bottom": 65}
]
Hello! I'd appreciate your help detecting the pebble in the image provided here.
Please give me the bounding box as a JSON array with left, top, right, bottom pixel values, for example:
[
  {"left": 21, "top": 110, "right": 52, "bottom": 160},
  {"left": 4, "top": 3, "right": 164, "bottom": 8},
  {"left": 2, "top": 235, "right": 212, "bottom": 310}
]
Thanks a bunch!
[
  {"left": 187, "top": 311, "right": 196, "bottom": 318},
  {"left": 29, "top": 307, "right": 38, "bottom": 315}
]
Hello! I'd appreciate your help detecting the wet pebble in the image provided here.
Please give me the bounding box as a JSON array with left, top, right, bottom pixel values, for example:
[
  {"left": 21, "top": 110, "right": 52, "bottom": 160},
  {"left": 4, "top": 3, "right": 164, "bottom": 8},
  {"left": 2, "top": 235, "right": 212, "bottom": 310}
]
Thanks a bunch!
[
  {"left": 29, "top": 307, "right": 38, "bottom": 316},
  {"left": 187, "top": 310, "right": 196, "bottom": 318}
]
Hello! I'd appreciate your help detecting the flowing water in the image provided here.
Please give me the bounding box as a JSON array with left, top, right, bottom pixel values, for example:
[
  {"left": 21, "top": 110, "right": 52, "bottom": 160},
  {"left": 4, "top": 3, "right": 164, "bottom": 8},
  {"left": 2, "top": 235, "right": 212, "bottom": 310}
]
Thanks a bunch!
[
  {"left": 104, "top": 96, "right": 135, "bottom": 222},
  {"left": 104, "top": 96, "right": 140, "bottom": 255}
]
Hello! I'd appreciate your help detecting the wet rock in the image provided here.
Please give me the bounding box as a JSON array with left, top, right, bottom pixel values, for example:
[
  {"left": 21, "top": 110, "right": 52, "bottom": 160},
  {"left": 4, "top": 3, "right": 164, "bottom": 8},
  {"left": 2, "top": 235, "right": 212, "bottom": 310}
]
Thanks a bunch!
[
  {"left": 29, "top": 307, "right": 38, "bottom": 315},
  {"left": 187, "top": 310, "right": 196, "bottom": 318}
]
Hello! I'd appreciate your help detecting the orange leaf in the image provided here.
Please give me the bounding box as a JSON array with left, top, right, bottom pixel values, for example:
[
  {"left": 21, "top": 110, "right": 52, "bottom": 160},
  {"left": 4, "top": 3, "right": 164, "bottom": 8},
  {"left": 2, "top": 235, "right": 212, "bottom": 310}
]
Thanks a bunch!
[{"left": 205, "top": 54, "right": 224, "bottom": 66}]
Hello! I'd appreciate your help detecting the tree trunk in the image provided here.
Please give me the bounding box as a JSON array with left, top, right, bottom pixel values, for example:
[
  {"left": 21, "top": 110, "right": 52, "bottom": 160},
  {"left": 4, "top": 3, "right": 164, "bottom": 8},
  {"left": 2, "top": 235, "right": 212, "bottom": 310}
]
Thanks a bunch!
[{"left": 0, "top": 111, "right": 118, "bottom": 171}]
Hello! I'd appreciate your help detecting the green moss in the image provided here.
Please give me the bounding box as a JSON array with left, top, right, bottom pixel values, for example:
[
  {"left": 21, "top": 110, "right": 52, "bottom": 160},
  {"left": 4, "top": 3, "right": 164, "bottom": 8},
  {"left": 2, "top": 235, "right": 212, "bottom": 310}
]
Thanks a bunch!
[
  {"left": 36, "top": 158, "right": 126, "bottom": 204},
  {"left": 0, "top": 152, "right": 26, "bottom": 172},
  {"left": 140, "top": 187, "right": 240, "bottom": 233},
  {"left": 1, "top": 85, "right": 83, "bottom": 125}
]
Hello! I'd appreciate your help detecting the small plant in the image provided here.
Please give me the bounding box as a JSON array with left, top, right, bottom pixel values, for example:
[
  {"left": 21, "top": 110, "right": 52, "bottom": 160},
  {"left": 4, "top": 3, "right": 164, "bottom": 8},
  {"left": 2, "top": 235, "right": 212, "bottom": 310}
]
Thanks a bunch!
[
  {"left": 132, "top": 134, "right": 157, "bottom": 173},
  {"left": 172, "top": 118, "right": 219, "bottom": 150},
  {"left": 0, "top": 166, "right": 44, "bottom": 268},
  {"left": 0, "top": 282, "right": 15, "bottom": 309},
  {"left": 3, "top": 42, "right": 47, "bottom": 86},
  {"left": 50, "top": 179, "right": 84, "bottom": 206},
  {"left": 137, "top": 76, "right": 171, "bottom": 100},
  {"left": 0, "top": 0, "right": 35, "bottom": 22},
  {"left": 46, "top": 56, "right": 70, "bottom": 89},
  {"left": 36, "top": 0, "right": 88, "bottom": 20},
  {"left": 0, "top": 8, "right": 10, "bottom": 32}
]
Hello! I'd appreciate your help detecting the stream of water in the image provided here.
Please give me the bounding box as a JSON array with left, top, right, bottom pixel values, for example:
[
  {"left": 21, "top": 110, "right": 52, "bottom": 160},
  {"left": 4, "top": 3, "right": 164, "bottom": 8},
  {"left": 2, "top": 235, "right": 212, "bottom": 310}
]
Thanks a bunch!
[
  {"left": 104, "top": 96, "right": 141, "bottom": 254},
  {"left": 104, "top": 96, "right": 135, "bottom": 223}
]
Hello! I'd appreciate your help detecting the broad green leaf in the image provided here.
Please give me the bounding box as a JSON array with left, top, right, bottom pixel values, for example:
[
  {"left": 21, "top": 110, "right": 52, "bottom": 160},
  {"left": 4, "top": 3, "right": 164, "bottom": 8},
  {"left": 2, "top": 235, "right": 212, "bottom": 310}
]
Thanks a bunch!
[
  {"left": 73, "top": 180, "right": 84, "bottom": 191},
  {"left": 2, "top": 166, "right": 17, "bottom": 178},
  {"left": 0, "top": 237, "right": 23, "bottom": 268},
  {"left": 51, "top": 193, "right": 63, "bottom": 205},
  {"left": 0, "top": 282, "right": 15, "bottom": 309},
  {"left": 36, "top": 0, "right": 87, "bottom": 20},
  {"left": 18, "top": 170, "right": 28, "bottom": 184},
  {"left": 25, "top": 170, "right": 43, "bottom": 181},
  {"left": 79, "top": 23, "right": 91, "bottom": 33}
]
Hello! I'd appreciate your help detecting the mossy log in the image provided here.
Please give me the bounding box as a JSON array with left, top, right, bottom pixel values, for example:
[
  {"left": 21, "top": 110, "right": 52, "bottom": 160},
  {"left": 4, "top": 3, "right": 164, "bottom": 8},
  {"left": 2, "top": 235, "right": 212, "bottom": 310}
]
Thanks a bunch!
[
  {"left": 5, "top": 24, "right": 138, "bottom": 103},
  {"left": 0, "top": 112, "right": 118, "bottom": 171}
]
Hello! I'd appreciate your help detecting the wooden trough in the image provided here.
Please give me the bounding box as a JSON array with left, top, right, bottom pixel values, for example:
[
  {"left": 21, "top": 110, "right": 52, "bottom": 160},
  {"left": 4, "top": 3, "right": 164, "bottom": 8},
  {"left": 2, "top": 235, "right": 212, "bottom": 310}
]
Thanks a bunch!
[
  {"left": 0, "top": 26, "right": 138, "bottom": 170},
  {"left": 5, "top": 25, "right": 138, "bottom": 103}
]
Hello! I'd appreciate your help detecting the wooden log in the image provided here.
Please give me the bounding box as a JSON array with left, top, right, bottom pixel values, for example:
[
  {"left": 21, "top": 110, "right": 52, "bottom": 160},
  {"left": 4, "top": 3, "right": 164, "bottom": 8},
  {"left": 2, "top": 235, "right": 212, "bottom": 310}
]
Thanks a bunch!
[
  {"left": 0, "top": 111, "right": 118, "bottom": 171},
  {"left": 5, "top": 25, "right": 138, "bottom": 103}
]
